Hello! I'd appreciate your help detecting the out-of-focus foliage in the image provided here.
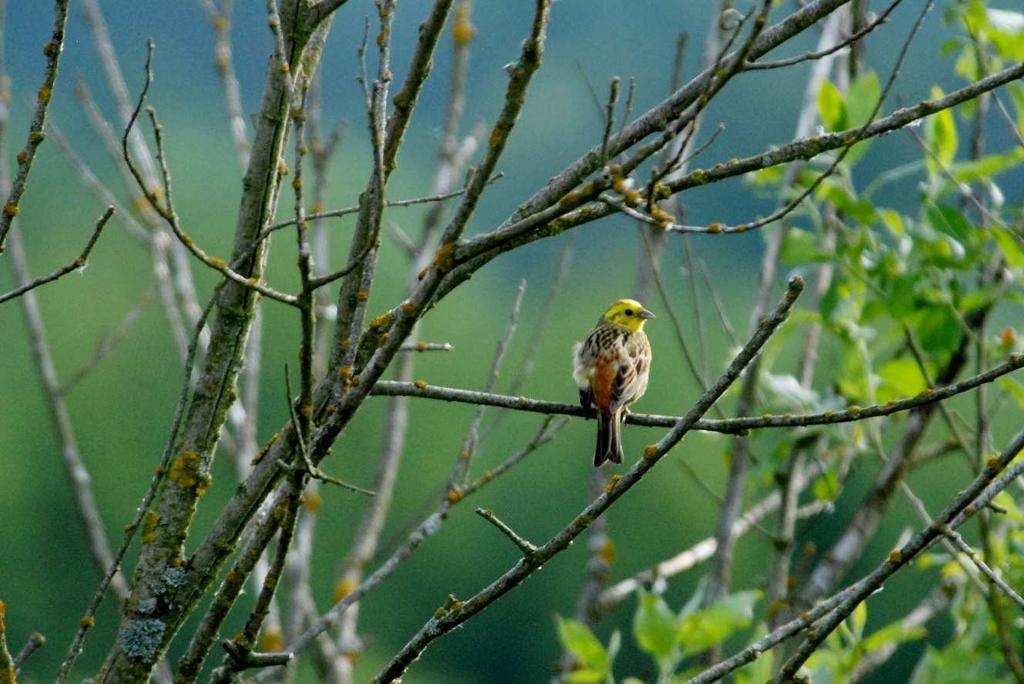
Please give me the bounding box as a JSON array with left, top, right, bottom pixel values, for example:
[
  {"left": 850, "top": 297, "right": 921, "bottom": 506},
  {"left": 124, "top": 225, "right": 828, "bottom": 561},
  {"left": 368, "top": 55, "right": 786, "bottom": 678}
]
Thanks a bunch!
[{"left": 557, "top": 588, "right": 759, "bottom": 683}]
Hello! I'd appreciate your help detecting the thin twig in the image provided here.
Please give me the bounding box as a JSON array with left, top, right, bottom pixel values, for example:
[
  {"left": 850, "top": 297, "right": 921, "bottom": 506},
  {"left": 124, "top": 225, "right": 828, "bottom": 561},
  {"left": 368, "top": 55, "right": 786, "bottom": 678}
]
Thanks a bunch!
[
  {"left": 122, "top": 42, "right": 298, "bottom": 306},
  {"left": 463, "top": 416, "right": 568, "bottom": 496},
  {"left": 12, "top": 632, "right": 45, "bottom": 673},
  {"left": 941, "top": 526, "right": 1024, "bottom": 609},
  {"left": 0, "top": 0, "right": 69, "bottom": 251},
  {"left": 745, "top": 0, "right": 903, "bottom": 70},
  {"left": 476, "top": 508, "right": 538, "bottom": 555},
  {"left": 267, "top": 180, "right": 501, "bottom": 233},
  {"left": 0, "top": 207, "right": 114, "bottom": 305}
]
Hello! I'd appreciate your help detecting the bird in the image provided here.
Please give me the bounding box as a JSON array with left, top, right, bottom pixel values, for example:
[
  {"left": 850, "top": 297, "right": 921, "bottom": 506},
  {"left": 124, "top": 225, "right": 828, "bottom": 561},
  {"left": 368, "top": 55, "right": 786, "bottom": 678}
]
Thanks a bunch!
[{"left": 573, "top": 298, "right": 654, "bottom": 466}]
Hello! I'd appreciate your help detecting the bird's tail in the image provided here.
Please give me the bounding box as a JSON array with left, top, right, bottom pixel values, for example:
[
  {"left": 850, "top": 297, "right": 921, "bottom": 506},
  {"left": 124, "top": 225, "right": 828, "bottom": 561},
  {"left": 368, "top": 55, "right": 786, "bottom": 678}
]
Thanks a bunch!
[{"left": 594, "top": 410, "right": 623, "bottom": 467}]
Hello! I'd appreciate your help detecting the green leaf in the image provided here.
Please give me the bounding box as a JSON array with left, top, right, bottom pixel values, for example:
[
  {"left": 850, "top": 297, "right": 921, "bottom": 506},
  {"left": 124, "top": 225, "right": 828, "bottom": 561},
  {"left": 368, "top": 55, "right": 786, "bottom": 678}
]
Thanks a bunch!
[
  {"left": 848, "top": 602, "right": 867, "bottom": 643},
  {"left": 748, "top": 165, "right": 785, "bottom": 187},
  {"left": 820, "top": 278, "right": 841, "bottom": 323},
  {"left": 818, "top": 79, "right": 847, "bottom": 131},
  {"left": 877, "top": 357, "right": 928, "bottom": 403},
  {"left": 813, "top": 466, "right": 840, "bottom": 503},
  {"left": 949, "top": 148, "right": 1024, "bottom": 184},
  {"left": 913, "top": 307, "right": 962, "bottom": 356},
  {"left": 763, "top": 373, "right": 819, "bottom": 410},
  {"left": 879, "top": 209, "right": 904, "bottom": 236},
  {"left": 633, "top": 591, "right": 678, "bottom": 666},
  {"left": 959, "top": 286, "right": 998, "bottom": 313},
  {"left": 556, "top": 616, "right": 609, "bottom": 676},
  {"left": 678, "top": 591, "right": 760, "bottom": 656},
  {"left": 837, "top": 343, "right": 869, "bottom": 403},
  {"left": 925, "top": 86, "right": 958, "bottom": 177},
  {"left": 997, "top": 377, "right": 1024, "bottom": 410},
  {"left": 734, "top": 627, "right": 774, "bottom": 684},
  {"left": 1007, "top": 81, "right": 1024, "bottom": 132},
  {"left": 925, "top": 204, "right": 973, "bottom": 243},
  {"left": 992, "top": 225, "right": 1024, "bottom": 269},
  {"left": 780, "top": 227, "right": 821, "bottom": 266},
  {"left": 819, "top": 181, "right": 877, "bottom": 224},
  {"left": 954, "top": 46, "right": 979, "bottom": 81},
  {"left": 988, "top": 9, "right": 1024, "bottom": 61},
  {"left": 884, "top": 274, "right": 917, "bottom": 318},
  {"left": 846, "top": 71, "right": 882, "bottom": 128},
  {"left": 861, "top": 621, "right": 926, "bottom": 655}
]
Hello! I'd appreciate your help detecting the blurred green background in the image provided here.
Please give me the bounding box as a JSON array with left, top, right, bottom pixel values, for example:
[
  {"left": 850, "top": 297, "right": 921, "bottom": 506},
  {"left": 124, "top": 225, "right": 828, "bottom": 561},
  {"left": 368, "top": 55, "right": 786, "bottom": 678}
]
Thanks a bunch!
[{"left": 1, "top": 1, "right": 1022, "bottom": 682}]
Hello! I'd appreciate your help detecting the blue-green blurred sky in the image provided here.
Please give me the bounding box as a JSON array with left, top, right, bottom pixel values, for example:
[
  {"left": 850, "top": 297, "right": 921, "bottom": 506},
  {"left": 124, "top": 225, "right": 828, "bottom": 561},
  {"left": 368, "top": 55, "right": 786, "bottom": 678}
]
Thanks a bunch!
[{"left": 2, "top": 1, "right": 1022, "bottom": 682}]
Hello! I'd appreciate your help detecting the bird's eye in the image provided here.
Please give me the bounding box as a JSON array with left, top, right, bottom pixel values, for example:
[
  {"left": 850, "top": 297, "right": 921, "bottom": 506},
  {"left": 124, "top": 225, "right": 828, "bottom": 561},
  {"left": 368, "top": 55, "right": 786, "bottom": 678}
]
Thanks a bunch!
[{"left": 625, "top": 309, "right": 634, "bottom": 316}]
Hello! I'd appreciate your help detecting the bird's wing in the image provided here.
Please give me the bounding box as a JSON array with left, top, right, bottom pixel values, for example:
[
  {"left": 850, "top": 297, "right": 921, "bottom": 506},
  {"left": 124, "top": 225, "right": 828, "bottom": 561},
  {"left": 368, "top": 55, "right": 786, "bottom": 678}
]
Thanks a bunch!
[{"left": 610, "top": 334, "right": 650, "bottom": 412}]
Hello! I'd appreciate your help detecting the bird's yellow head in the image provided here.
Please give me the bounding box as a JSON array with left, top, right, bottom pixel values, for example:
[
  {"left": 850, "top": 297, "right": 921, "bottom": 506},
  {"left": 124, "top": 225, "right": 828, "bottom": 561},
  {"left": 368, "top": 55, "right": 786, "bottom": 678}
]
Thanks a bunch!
[{"left": 600, "top": 298, "right": 655, "bottom": 332}]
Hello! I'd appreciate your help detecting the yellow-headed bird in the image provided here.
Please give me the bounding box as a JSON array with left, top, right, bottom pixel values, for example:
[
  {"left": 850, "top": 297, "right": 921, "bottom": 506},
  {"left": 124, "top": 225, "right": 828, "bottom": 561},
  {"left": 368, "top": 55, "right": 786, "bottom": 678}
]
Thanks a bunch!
[{"left": 573, "top": 299, "right": 654, "bottom": 466}]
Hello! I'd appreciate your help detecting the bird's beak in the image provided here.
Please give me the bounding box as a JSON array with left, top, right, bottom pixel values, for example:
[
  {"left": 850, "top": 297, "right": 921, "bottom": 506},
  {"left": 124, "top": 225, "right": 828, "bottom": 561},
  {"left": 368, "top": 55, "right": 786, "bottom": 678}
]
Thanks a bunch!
[{"left": 640, "top": 308, "right": 656, "bottom": 320}]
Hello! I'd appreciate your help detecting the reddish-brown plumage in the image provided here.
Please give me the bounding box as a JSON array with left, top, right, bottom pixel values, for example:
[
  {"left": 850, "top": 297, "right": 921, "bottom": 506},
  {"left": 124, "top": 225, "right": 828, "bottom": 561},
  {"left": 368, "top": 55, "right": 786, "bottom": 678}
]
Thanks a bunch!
[{"left": 591, "top": 352, "right": 619, "bottom": 412}]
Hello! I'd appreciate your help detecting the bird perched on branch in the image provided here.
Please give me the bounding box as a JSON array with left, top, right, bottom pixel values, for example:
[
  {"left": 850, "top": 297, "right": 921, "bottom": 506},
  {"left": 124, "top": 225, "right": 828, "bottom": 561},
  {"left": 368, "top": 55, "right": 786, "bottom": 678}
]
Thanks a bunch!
[{"left": 573, "top": 299, "right": 654, "bottom": 466}]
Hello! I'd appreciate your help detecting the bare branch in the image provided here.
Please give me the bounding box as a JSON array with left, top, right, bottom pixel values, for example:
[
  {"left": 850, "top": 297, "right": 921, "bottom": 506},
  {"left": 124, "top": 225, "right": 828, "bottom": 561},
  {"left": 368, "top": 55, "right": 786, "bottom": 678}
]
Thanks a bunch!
[
  {"left": 266, "top": 178, "right": 502, "bottom": 233},
  {"left": 369, "top": 351, "right": 1024, "bottom": 434},
  {"left": 0, "top": 0, "right": 69, "bottom": 251},
  {"left": 476, "top": 508, "right": 538, "bottom": 556},
  {"left": 13, "top": 632, "right": 45, "bottom": 674},
  {"left": 0, "top": 206, "right": 114, "bottom": 305},
  {"left": 941, "top": 526, "right": 1024, "bottom": 610},
  {"left": 746, "top": 0, "right": 903, "bottom": 70},
  {"left": 199, "top": 0, "right": 250, "bottom": 171}
]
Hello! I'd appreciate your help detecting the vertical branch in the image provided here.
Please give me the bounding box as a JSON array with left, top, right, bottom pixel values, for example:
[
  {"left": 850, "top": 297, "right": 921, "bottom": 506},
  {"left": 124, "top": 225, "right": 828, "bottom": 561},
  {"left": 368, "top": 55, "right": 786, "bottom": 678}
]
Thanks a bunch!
[
  {"left": 764, "top": 13, "right": 848, "bottom": 655},
  {"left": 329, "top": 6, "right": 473, "bottom": 680},
  {"left": 631, "top": 31, "right": 685, "bottom": 304},
  {"left": 99, "top": 1, "right": 329, "bottom": 678},
  {"left": 0, "top": 0, "right": 69, "bottom": 251},
  {"left": 330, "top": 0, "right": 453, "bottom": 375},
  {"left": 702, "top": 8, "right": 846, "bottom": 619},
  {"left": 308, "top": 76, "right": 345, "bottom": 376},
  {"left": 211, "top": 479, "right": 304, "bottom": 682},
  {"left": 199, "top": 0, "right": 251, "bottom": 172}
]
